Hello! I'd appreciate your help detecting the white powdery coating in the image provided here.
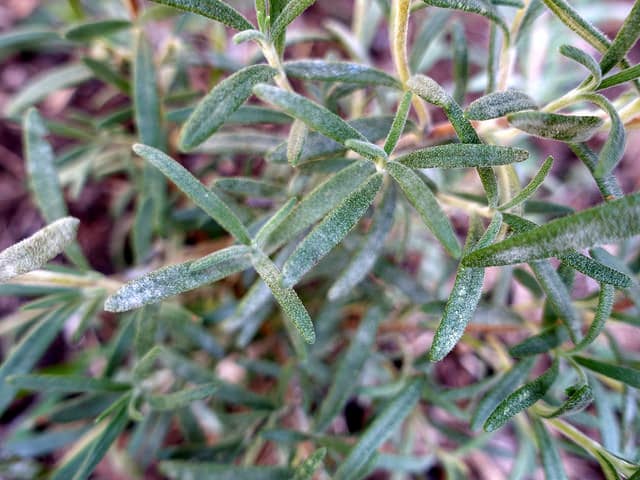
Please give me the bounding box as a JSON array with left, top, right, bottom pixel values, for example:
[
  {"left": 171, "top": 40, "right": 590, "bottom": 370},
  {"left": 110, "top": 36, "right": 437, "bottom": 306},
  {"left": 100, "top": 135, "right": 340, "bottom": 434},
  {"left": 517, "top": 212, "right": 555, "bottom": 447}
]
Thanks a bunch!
[
  {"left": 465, "top": 90, "right": 538, "bottom": 120},
  {"left": 0, "top": 217, "right": 79, "bottom": 283},
  {"left": 407, "top": 74, "right": 450, "bottom": 107}
]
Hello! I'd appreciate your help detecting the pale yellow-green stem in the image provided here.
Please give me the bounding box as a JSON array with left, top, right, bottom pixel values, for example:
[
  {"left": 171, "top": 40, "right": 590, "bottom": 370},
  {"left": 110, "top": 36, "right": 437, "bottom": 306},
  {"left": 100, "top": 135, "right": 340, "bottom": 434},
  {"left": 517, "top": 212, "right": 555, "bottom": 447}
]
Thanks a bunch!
[
  {"left": 350, "top": 0, "right": 368, "bottom": 117},
  {"left": 544, "top": 417, "right": 638, "bottom": 477},
  {"left": 10, "top": 270, "right": 121, "bottom": 293},
  {"left": 390, "top": 0, "right": 430, "bottom": 131},
  {"left": 260, "top": 40, "right": 294, "bottom": 92},
  {"left": 437, "top": 192, "right": 494, "bottom": 219}
]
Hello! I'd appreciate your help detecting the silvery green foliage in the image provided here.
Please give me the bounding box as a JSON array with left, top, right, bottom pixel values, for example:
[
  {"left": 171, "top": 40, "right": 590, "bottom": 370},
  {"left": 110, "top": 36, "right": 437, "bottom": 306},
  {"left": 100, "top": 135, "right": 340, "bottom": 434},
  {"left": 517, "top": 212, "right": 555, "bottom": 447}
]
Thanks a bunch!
[{"left": 3, "top": 0, "right": 640, "bottom": 479}]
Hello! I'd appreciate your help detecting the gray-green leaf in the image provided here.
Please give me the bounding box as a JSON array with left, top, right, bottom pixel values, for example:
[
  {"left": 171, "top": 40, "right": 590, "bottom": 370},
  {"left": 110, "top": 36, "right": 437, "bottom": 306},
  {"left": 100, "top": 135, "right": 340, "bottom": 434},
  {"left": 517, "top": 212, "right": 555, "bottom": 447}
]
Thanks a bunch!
[
  {"left": 387, "top": 161, "right": 461, "bottom": 258},
  {"left": 179, "top": 65, "right": 277, "bottom": 151},
  {"left": 396, "top": 144, "right": 529, "bottom": 168},
  {"left": 465, "top": 90, "right": 538, "bottom": 120},
  {"left": 284, "top": 60, "right": 401, "bottom": 88},
  {"left": 507, "top": 110, "right": 603, "bottom": 142},
  {"left": 464, "top": 194, "right": 640, "bottom": 267},
  {"left": 484, "top": 359, "right": 559, "bottom": 432},
  {"left": 282, "top": 173, "right": 383, "bottom": 287},
  {"left": 133, "top": 144, "right": 251, "bottom": 244},
  {"left": 147, "top": 0, "right": 254, "bottom": 31},
  {"left": 270, "top": 0, "right": 316, "bottom": 39}
]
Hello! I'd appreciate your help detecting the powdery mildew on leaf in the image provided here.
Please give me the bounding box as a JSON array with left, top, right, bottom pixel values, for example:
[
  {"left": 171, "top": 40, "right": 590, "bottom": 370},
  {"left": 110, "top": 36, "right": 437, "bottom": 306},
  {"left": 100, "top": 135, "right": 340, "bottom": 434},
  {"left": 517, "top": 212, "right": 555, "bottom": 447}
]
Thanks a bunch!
[{"left": 0, "top": 217, "right": 79, "bottom": 282}]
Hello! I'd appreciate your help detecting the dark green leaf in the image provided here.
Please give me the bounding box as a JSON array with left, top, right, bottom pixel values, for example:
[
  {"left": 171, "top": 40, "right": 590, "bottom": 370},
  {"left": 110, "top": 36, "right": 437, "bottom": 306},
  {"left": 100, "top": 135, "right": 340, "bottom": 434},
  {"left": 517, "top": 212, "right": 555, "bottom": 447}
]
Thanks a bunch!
[
  {"left": 396, "top": 144, "right": 529, "bottom": 168},
  {"left": 254, "top": 198, "right": 297, "bottom": 250},
  {"left": 284, "top": 60, "right": 401, "bottom": 88},
  {"left": 0, "top": 28, "right": 59, "bottom": 51},
  {"left": 509, "top": 325, "right": 568, "bottom": 357},
  {"left": 147, "top": 0, "right": 254, "bottom": 30},
  {"left": 384, "top": 91, "right": 412, "bottom": 154},
  {"left": 484, "top": 360, "right": 559, "bottom": 431},
  {"left": 540, "top": 383, "right": 593, "bottom": 418},
  {"left": 573, "top": 356, "right": 640, "bottom": 389},
  {"left": 570, "top": 285, "right": 615, "bottom": 353},
  {"left": 507, "top": 110, "right": 603, "bottom": 142},
  {"left": 253, "top": 84, "right": 367, "bottom": 145},
  {"left": 64, "top": 19, "right": 131, "bottom": 41},
  {"left": 293, "top": 448, "right": 327, "bottom": 480},
  {"left": 464, "top": 194, "right": 640, "bottom": 267},
  {"left": 465, "top": 90, "right": 538, "bottom": 120},
  {"left": 82, "top": 57, "right": 131, "bottom": 94},
  {"left": 282, "top": 173, "right": 383, "bottom": 287},
  {"left": 133, "top": 144, "right": 251, "bottom": 244},
  {"left": 598, "top": 63, "right": 640, "bottom": 90},
  {"left": 179, "top": 65, "right": 277, "bottom": 151},
  {"left": 104, "top": 255, "right": 252, "bottom": 312},
  {"left": 334, "top": 377, "right": 424, "bottom": 480},
  {"left": 499, "top": 156, "right": 553, "bottom": 211},
  {"left": 387, "top": 161, "right": 461, "bottom": 258},
  {"left": 470, "top": 358, "right": 535, "bottom": 431}
]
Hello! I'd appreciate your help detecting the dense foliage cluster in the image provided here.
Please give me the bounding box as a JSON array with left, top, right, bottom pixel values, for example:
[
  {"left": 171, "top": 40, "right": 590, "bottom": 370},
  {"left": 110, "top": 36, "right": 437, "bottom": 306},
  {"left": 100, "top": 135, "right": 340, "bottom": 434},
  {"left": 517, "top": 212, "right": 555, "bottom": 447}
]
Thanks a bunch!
[{"left": 1, "top": 0, "right": 640, "bottom": 478}]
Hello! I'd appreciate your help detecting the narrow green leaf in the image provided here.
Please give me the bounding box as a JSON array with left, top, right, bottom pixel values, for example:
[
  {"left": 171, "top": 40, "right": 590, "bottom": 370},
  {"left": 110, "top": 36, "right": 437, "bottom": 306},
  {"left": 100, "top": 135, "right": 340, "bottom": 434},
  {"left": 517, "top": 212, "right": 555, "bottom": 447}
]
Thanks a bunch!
[
  {"left": 328, "top": 185, "right": 395, "bottom": 300},
  {"left": 179, "top": 65, "right": 277, "bottom": 151},
  {"left": 542, "top": 0, "right": 610, "bottom": 53},
  {"left": 598, "top": 63, "right": 640, "bottom": 90},
  {"left": 253, "top": 84, "right": 367, "bottom": 145},
  {"left": 189, "top": 244, "right": 253, "bottom": 272},
  {"left": 421, "top": 0, "right": 509, "bottom": 44},
  {"left": 59, "top": 398, "right": 130, "bottom": 480},
  {"left": 0, "top": 304, "right": 75, "bottom": 416},
  {"left": 64, "top": 19, "right": 131, "bottom": 41},
  {"left": 267, "top": 161, "right": 376, "bottom": 247},
  {"left": 569, "top": 143, "right": 623, "bottom": 201},
  {"left": 147, "top": 383, "right": 218, "bottom": 410},
  {"left": 484, "top": 360, "right": 559, "bottom": 432},
  {"left": 465, "top": 90, "right": 538, "bottom": 120},
  {"left": 214, "top": 177, "right": 283, "bottom": 198},
  {"left": 0, "top": 28, "right": 59, "bottom": 51},
  {"left": 561, "top": 252, "right": 631, "bottom": 288},
  {"left": 384, "top": 91, "right": 412, "bottom": 154},
  {"left": 540, "top": 383, "right": 593, "bottom": 418},
  {"left": 570, "top": 284, "right": 615, "bottom": 353},
  {"left": 559, "top": 44, "right": 601, "bottom": 87},
  {"left": 270, "top": 0, "right": 316, "bottom": 40},
  {"left": 499, "top": 156, "right": 553, "bottom": 211},
  {"left": 293, "top": 448, "right": 327, "bottom": 480},
  {"left": 7, "top": 374, "right": 130, "bottom": 393},
  {"left": 282, "top": 173, "right": 383, "bottom": 287},
  {"left": 387, "top": 161, "right": 461, "bottom": 258},
  {"left": 283, "top": 60, "right": 401, "bottom": 88},
  {"left": 133, "top": 144, "right": 251, "bottom": 244},
  {"left": 104, "top": 255, "right": 252, "bottom": 312},
  {"left": 573, "top": 356, "right": 640, "bottom": 389},
  {"left": 3, "top": 426, "right": 90, "bottom": 458},
  {"left": 233, "top": 29, "right": 266, "bottom": 44},
  {"left": 396, "top": 144, "right": 529, "bottom": 168},
  {"left": 82, "top": 57, "right": 131, "bottom": 94},
  {"left": 254, "top": 198, "right": 297, "bottom": 249},
  {"left": 599, "top": 0, "right": 640, "bottom": 75},
  {"left": 452, "top": 21, "right": 468, "bottom": 105},
  {"left": 160, "top": 462, "right": 293, "bottom": 480},
  {"left": 147, "top": 0, "right": 254, "bottom": 30},
  {"left": 576, "top": 93, "right": 626, "bottom": 177},
  {"left": 470, "top": 358, "right": 535, "bottom": 431},
  {"left": 345, "top": 138, "right": 388, "bottom": 162},
  {"left": 252, "top": 251, "right": 315, "bottom": 344},
  {"left": 315, "top": 307, "right": 385, "bottom": 431},
  {"left": 0, "top": 217, "right": 79, "bottom": 282},
  {"left": 268, "top": 116, "right": 399, "bottom": 164},
  {"left": 532, "top": 417, "right": 569, "bottom": 480},
  {"left": 464, "top": 194, "right": 640, "bottom": 267},
  {"left": 5, "top": 64, "right": 91, "bottom": 117},
  {"left": 507, "top": 110, "right": 603, "bottom": 142},
  {"left": 509, "top": 325, "right": 568, "bottom": 357},
  {"left": 407, "top": 74, "right": 499, "bottom": 206},
  {"left": 287, "top": 119, "right": 308, "bottom": 165},
  {"left": 429, "top": 213, "right": 502, "bottom": 361},
  {"left": 334, "top": 377, "right": 424, "bottom": 480}
]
